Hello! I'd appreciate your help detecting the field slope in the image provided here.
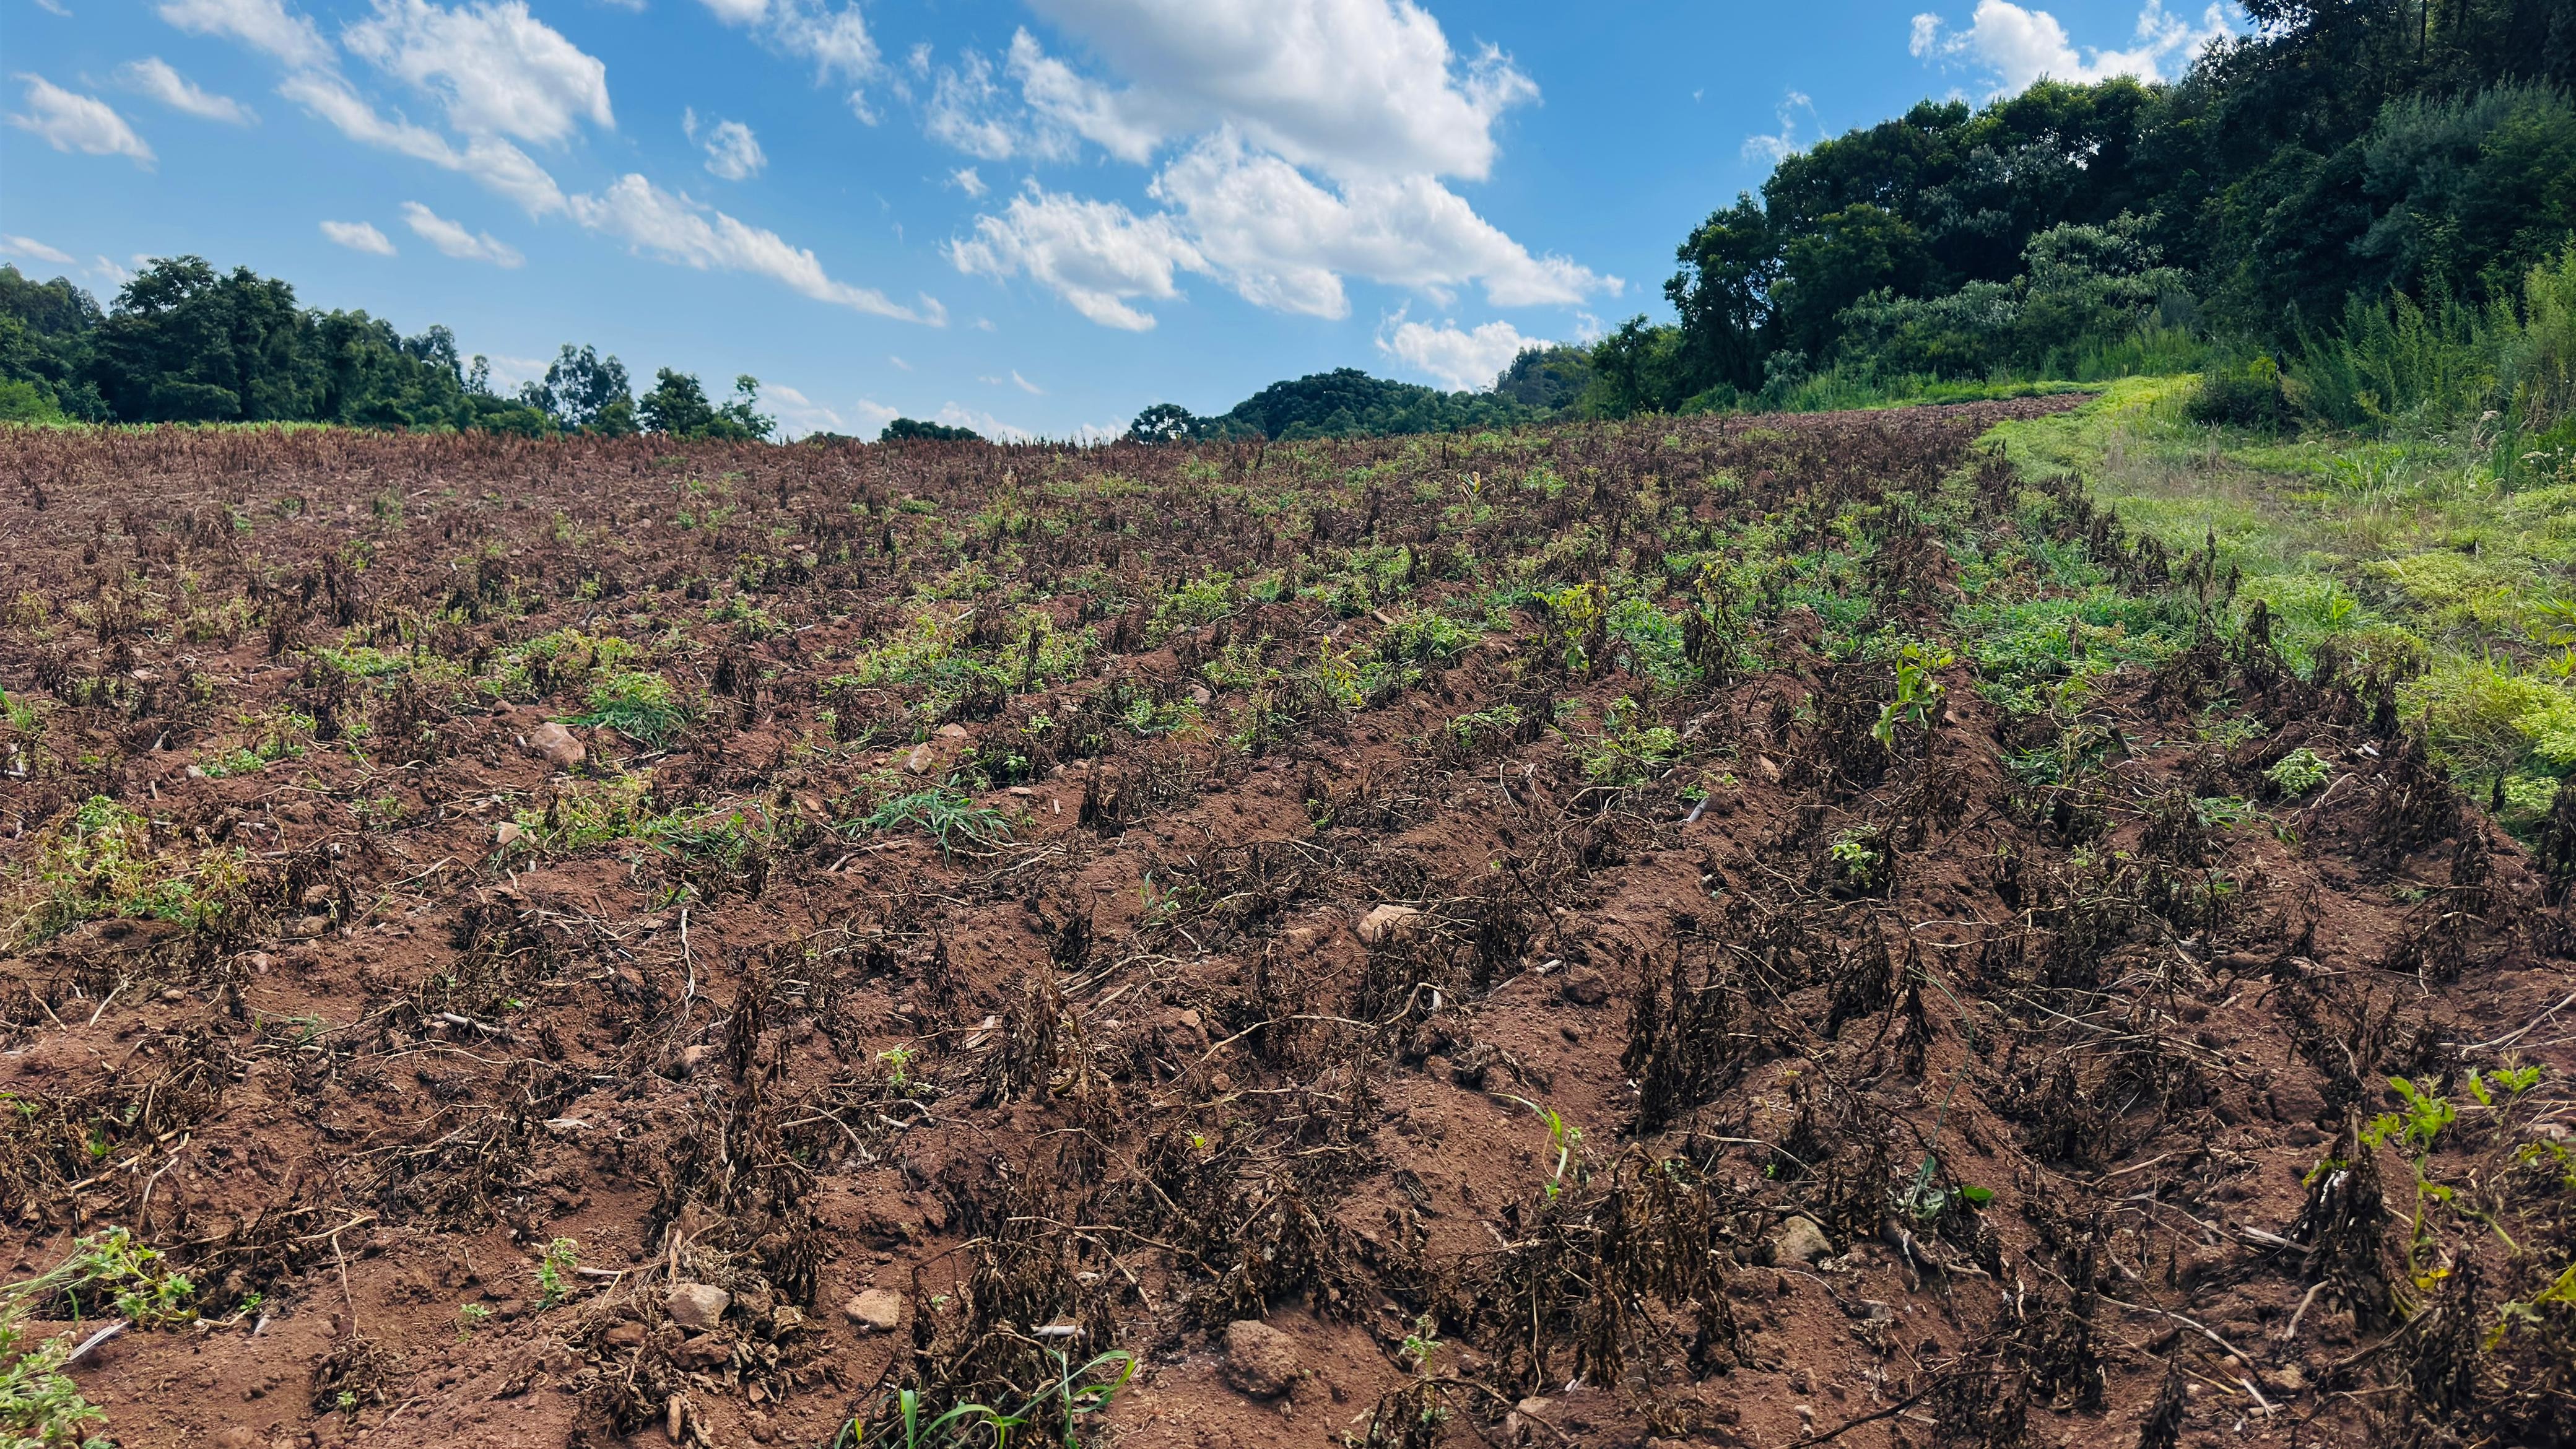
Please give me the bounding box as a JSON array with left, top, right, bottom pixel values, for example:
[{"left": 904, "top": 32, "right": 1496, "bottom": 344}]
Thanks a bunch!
[{"left": 1, "top": 404, "right": 2572, "bottom": 1449}]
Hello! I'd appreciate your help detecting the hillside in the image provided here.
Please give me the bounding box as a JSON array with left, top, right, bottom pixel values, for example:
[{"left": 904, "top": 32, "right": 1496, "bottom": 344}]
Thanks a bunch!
[{"left": 2, "top": 399, "right": 2572, "bottom": 1449}]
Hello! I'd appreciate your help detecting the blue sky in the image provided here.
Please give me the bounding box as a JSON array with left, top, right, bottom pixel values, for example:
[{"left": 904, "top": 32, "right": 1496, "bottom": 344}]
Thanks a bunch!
[{"left": 2, "top": 0, "right": 2242, "bottom": 438}]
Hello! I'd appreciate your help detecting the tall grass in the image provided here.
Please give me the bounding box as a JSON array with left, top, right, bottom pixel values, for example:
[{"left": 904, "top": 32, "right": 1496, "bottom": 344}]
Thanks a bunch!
[{"left": 2291, "top": 242, "right": 2576, "bottom": 456}]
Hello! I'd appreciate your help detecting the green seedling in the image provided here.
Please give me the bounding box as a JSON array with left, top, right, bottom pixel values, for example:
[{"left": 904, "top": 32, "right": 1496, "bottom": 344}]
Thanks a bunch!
[
  {"left": 534, "top": 1239, "right": 580, "bottom": 1310},
  {"left": 1500, "top": 1096, "right": 1583, "bottom": 1201}
]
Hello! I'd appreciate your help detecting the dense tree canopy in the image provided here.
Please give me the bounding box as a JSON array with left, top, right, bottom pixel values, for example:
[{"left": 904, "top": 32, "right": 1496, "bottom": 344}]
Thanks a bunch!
[
  {"left": 1619, "top": 0, "right": 2576, "bottom": 416},
  {"left": 0, "top": 257, "right": 764, "bottom": 438}
]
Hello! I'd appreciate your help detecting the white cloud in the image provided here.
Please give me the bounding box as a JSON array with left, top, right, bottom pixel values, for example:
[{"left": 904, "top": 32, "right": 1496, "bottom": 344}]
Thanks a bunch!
[
  {"left": 943, "top": 1, "right": 1608, "bottom": 330},
  {"left": 1912, "top": 0, "right": 2240, "bottom": 95},
  {"left": 925, "top": 51, "right": 1027, "bottom": 161},
  {"left": 1, "top": 235, "right": 78, "bottom": 265},
  {"left": 1150, "top": 133, "right": 1610, "bottom": 318},
  {"left": 88, "top": 255, "right": 133, "bottom": 285},
  {"left": 280, "top": 71, "right": 566, "bottom": 214},
  {"left": 949, "top": 167, "right": 988, "bottom": 197},
  {"left": 1376, "top": 313, "right": 1541, "bottom": 391},
  {"left": 1018, "top": 0, "right": 1534, "bottom": 182},
  {"left": 685, "top": 109, "right": 765, "bottom": 180},
  {"left": 699, "top": 0, "right": 879, "bottom": 114},
  {"left": 948, "top": 183, "right": 1206, "bottom": 330},
  {"left": 401, "top": 200, "right": 523, "bottom": 265},
  {"left": 570, "top": 173, "right": 941, "bottom": 323},
  {"left": 888, "top": 354, "right": 912, "bottom": 369},
  {"left": 9, "top": 76, "right": 155, "bottom": 165},
  {"left": 854, "top": 397, "right": 900, "bottom": 427},
  {"left": 344, "top": 0, "right": 614, "bottom": 146},
  {"left": 1741, "top": 90, "right": 1814, "bottom": 166},
  {"left": 119, "top": 58, "right": 255, "bottom": 124},
  {"left": 156, "top": 0, "right": 330, "bottom": 69},
  {"left": 764, "top": 383, "right": 843, "bottom": 439},
  {"left": 321, "top": 218, "right": 398, "bottom": 253},
  {"left": 1006, "top": 28, "right": 1157, "bottom": 164},
  {"left": 1010, "top": 370, "right": 1044, "bottom": 394},
  {"left": 30, "top": 0, "right": 71, "bottom": 15}
]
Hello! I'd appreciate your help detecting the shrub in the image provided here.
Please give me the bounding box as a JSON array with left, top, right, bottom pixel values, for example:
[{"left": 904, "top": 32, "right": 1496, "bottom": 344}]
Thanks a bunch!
[{"left": 2188, "top": 358, "right": 2290, "bottom": 430}]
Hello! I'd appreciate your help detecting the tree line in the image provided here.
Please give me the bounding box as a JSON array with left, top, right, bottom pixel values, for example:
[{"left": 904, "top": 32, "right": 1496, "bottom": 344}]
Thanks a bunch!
[{"left": 0, "top": 255, "right": 775, "bottom": 440}]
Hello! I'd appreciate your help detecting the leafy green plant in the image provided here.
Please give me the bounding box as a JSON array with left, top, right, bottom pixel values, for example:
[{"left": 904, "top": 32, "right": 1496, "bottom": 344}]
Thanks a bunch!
[
  {"left": 1871, "top": 642, "right": 1954, "bottom": 746},
  {"left": 3, "top": 1228, "right": 197, "bottom": 1449},
  {"left": 1829, "top": 831, "right": 1886, "bottom": 888},
  {"left": 534, "top": 1239, "right": 579, "bottom": 1310},
  {"left": 1570, "top": 698, "right": 1680, "bottom": 785},
  {"left": 2265, "top": 746, "right": 2332, "bottom": 794}
]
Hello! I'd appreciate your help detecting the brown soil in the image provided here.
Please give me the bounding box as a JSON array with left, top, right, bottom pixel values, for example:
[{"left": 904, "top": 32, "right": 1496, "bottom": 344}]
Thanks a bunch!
[{"left": 1, "top": 406, "right": 2570, "bottom": 1449}]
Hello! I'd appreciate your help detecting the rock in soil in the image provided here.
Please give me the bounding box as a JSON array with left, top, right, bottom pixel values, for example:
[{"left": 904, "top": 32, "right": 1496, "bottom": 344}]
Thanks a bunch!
[
  {"left": 1769, "top": 1216, "right": 1832, "bottom": 1264},
  {"left": 524, "top": 720, "right": 586, "bottom": 770},
  {"left": 843, "top": 1287, "right": 903, "bottom": 1331},
  {"left": 1223, "top": 1318, "right": 1301, "bottom": 1398},
  {"left": 666, "top": 1282, "right": 730, "bottom": 1331},
  {"left": 1357, "top": 903, "right": 1421, "bottom": 944}
]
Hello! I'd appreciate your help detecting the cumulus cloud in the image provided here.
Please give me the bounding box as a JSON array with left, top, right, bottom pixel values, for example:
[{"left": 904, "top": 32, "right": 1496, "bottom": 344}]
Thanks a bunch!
[
  {"left": 9, "top": 76, "right": 155, "bottom": 165},
  {"left": 570, "top": 173, "right": 941, "bottom": 323},
  {"left": 321, "top": 218, "right": 397, "bottom": 253},
  {"left": 344, "top": 0, "right": 614, "bottom": 146},
  {"left": 1, "top": 235, "right": 79, "bottom": 265},
  {"left": 764, "top": 383, "right": 844, "bottom": 440},
  {"left": 1006, "top": 28, "right": 1157, "bottom": 164},
  {"left": 948, "top": 183, "right": 1207, "bottom": 331},
  {"left": 280, "top": 71, "right": 566, "bottom": 214},
  {"left": 1150, "top": 133, "right": 1606, "bottom": 318},
  {"left": 942, "top": 1, "right": 1610, "bottom": 329},
  {"left": 1376, "top": 313, "right": 1541, "bottom": 391},
  {"left": 1911, "top": 0, "right": 2240, "bottom": 95},
  {"left": 155, "top": 0, "right": 331, "bottom": 69},
  {"left": 948, "top": 167, "right": 988, "bottom": 197},
  {"left": 697, "top": 0, "right": 880, "bottom": 115},
  {"left": 401, "top": 200, "right": 523, "bottom": 265},
  {"left": 685, "top": 109, "right": 765, "bottom": 180},
  {"left": 1019, "top": 0, "right": 1534, "bottom": 182},
  {"left": 120, "top": 58, "right": 256, "bottom": 124}
]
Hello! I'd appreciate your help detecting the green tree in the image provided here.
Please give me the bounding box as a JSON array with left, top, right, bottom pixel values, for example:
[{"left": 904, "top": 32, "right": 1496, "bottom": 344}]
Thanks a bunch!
[
  {"left": 640, "top": 369, "right": 772, "bottom": 440},
  {"left": 882, "top": 417, "right": 983, "bottom": 442},
  {"left": 1492, "top": 344, "right": 1596, "bottom": 412},
  {"left": 535, "top": 344, "right": 637, "bottom": 435},
  {"left": 90, "top": 257, "right": 324, "bottom": 422},
  {"left": 1126, "top": 402, "right": 1198, "bottom": 443}
]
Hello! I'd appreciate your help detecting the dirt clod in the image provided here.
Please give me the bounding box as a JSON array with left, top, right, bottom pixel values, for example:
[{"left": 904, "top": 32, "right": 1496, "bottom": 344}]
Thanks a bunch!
[{"left": 1223, "top": 1319, "right": 1301, "bottom": 1398}]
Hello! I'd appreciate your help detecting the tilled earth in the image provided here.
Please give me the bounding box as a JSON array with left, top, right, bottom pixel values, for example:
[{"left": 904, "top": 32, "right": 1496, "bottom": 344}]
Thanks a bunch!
[{"left": 1, "top": 406, "right": 2572, "bottom": 1449}]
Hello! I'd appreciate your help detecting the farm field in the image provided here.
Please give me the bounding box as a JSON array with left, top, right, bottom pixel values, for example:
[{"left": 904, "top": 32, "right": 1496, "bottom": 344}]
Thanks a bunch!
[{"left": 2, "top": 401, "right": 2573, "bottom": 1449}]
